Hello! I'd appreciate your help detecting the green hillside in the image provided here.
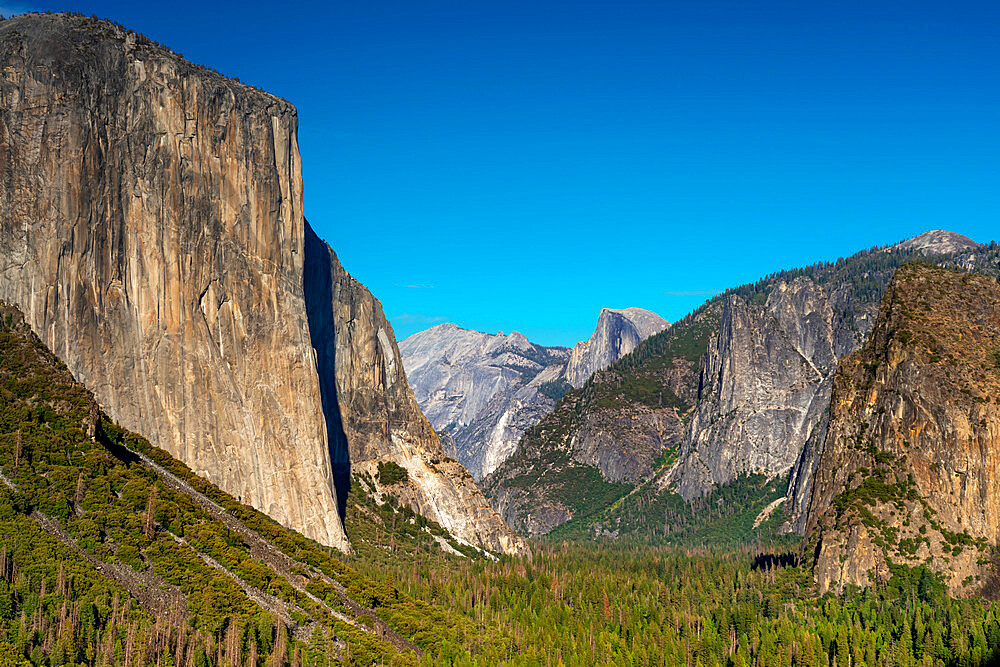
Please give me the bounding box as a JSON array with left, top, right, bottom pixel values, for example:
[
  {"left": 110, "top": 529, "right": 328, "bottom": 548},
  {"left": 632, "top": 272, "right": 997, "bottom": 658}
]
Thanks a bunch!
[{"left": 0, "top": 303, "right": 493, "bottom": 666}]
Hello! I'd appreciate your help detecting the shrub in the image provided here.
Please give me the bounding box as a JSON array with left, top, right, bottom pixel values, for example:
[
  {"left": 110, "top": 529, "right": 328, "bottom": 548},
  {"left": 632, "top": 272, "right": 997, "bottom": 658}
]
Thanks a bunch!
[{"left": 377, "top": 461, "right": 409, "bottom": 486}]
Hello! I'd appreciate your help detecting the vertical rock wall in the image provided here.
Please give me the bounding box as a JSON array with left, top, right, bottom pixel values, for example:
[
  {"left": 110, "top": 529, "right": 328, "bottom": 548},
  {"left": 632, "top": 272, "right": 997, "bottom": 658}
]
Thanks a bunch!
[
  {"left": 305, "top": 228, "right": 529, "bottom": 555},
  {"left": 0, "top": 14, "right": 350, "bottom": 548},
  {"left": 804, "top": 265, "right": 1000, "bottom": 595}
]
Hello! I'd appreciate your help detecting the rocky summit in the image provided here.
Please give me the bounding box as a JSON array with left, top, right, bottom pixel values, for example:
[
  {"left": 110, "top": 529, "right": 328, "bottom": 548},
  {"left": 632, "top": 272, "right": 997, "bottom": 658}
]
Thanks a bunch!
[
  {"left": 564, "top": 308, "right": 670, "bottom": 388},
  {"left": 400, "top": 307, "right": 667, "bottom": 481},
  {"left": 894, "top": 230, "right": 981, "bottom": 256},
  {"left": 804, "top": 264, "right": 1000, "bottom": 595},
  {"left": 0, "top": 13, "right": 525, "bottom": 556}
]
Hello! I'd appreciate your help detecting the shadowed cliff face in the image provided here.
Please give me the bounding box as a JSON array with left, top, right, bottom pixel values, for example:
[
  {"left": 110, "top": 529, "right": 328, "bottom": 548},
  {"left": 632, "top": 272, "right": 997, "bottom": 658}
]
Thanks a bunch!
[
  {"left": 0, "top": 13, "right": 527, "bottom": 556},
  {"left": 804, "top": 264, "right": 1000, "bottom": 595},
  {"left": 305, "top": 229, "right": 529, "bottom": 555},
  {"left": 304, "top": 224, "right": 351, "bottom": 523}
]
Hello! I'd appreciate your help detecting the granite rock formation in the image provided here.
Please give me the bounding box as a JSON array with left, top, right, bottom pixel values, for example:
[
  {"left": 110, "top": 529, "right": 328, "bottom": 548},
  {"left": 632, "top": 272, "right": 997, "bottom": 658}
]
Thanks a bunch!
[
  {"left": 485, "top": 236, "right": 998, "bottom": 540},
  {"left": 894, "top": 230, "right": 980, "bottom": 256},
  {"left": 306, "top": 232, "right": 529, "bottom": 555},
  {"left": 673, "top": 278, "right": 850, "bottom": 501},
  {"left": 401, "top": 307, "right": 667, "bottom": 481},
  {"left": 804, "top": 264, "right": 1000, "bottom": 595},
  {"left": 564, "top": 308, "right": 669, "bottom": 388},
  {"left": 400, "top": 324, "right": 570, "bottom": 479},
  {"left": 0, "top": 13, "right": 525, "bottom": 556}
]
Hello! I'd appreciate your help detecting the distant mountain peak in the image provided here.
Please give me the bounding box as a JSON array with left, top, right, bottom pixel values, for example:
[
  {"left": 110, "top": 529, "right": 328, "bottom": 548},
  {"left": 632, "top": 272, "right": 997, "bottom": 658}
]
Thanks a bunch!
[
  {"left": 564, "top": 307, "right": 669, "bottom": 388},
  {"left": 895, "top": 230, "right": 979, "bottom": 255}
]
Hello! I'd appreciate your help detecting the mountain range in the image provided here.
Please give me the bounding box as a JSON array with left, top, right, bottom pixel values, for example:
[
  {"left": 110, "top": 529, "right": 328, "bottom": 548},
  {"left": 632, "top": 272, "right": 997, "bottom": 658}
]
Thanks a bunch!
[
  {"left": 3, "top": 11, "right": 1000, "bottom": 665},
  {"left": 399, "top": 307, "right": 668, "bottom": 479},
  {"left": 481, "top": 231, "right": 1000, "bottom": 542}
]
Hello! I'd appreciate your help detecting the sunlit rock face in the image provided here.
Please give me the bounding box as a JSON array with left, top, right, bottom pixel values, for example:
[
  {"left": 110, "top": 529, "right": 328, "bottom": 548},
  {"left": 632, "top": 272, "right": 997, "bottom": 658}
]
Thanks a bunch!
[
  {"left": 401, "top": 308, "right": 668, "bottom": 481},
  {"left": 894, "top": 230, "right": 980, "bottom": 256},
  {"left": 0, "top": 13, "right": 527, "bottom": 556},
  {"left": 401, "top": 324, "right": 571, "bottom": 480},
  {"left": 673, "top": 278, "right": 843, "bottom": 500},
  {"left": 804, "top": 265, "right": 1000, "bottom": 596},
  {"left": 564, "top": 308, "right": 670, "bottom": 388}
]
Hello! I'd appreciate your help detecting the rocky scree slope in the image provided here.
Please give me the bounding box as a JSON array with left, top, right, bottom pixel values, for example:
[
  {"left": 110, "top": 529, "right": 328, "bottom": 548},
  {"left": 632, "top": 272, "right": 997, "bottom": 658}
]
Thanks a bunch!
[
  {"left": 0, "top": 13, "right": 524, "bottom": 556},
  {"left": 804, "top": 264, "right": 1000, "bottom": 596},
  {"left": 485, "top": 235, "right": 1000, "bottom": 541},
  {"left": 401, "top": 308, "right": 667, "bottom": 482}
]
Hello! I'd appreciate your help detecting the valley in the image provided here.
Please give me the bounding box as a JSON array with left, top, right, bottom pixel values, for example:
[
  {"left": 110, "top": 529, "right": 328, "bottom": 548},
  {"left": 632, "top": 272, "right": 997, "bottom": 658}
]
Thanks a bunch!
[{"left": 1, "top": 9, "right": 1000, "bottom": 667}]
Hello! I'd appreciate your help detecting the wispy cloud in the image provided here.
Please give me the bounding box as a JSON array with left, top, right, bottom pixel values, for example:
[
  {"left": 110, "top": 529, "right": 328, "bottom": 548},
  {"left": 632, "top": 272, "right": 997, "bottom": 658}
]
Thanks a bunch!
[
  {"left": 662, "top": 289, "right": 723, "bottom": 297},
  {"left": 388, "top": 312, "right": 448, "bottom": 325},
  {"left": 392, "top": 282, "right": 435, "bottom": 290}
]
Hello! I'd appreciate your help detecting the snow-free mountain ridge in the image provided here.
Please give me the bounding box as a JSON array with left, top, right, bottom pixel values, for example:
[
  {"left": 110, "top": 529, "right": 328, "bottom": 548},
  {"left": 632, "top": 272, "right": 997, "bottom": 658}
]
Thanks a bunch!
[{"left": 401, "top": 308, "right": 669, "bottom": 479}]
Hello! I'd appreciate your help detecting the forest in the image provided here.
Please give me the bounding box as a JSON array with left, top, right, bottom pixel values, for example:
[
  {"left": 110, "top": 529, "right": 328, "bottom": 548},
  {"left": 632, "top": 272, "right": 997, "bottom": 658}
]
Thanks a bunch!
[{"left": 3, "top": 296, "right": 1000, "bottom": 666}]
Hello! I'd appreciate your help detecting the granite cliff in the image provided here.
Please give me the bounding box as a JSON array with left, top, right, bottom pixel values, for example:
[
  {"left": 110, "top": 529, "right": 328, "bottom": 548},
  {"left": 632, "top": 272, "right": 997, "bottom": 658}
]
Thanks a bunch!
[
  {"left": 564, "top": 308, "right": 669, "bottom": 388},
  {"left": 804, "top": 264, "right": 1000, "bottom": 595},
  {"left": 399, "top": 324, "right": 570, "bottom": 480},
  {"left": 400, "top": 307, "right": 667, "bottom": 481},
  {"left": 485, "top": 235, "right": 999, "bottom": 541},
  {"left": 306, "top": 232, "right": 527, "bottom": 555},
  {"left": 0, "top": 13, "right": 525, "bottom": 556}
]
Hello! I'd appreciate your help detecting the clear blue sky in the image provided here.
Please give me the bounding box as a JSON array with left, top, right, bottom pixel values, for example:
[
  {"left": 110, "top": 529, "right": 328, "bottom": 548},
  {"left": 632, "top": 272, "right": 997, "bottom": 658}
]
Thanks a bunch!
[{"left": 6, "top": 1, "right": 999, "bottom": 345}]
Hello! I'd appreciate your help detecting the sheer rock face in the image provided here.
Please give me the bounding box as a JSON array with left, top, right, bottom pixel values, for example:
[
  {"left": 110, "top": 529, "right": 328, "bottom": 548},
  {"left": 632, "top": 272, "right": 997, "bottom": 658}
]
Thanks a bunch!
[
  {"left": 0, "top": 14, "right": 347, "bottom": 550},
  {"left": 307, "top": 236, "right": 529, "bottom": 556},
  {"left": 0, "top": 13, "right": 526, "bottom": 556},
  {"left": 674, "top": 278, "right": 842, "bottom": 500},
  {"left": 804, "top": 265, "right": 1000, "bottom": 595},
  {"left": 564, "top": 308, "right": 669, "bottom": 388},
  {"left": 400, "top": 308, "right": 667, "bottom": 481}
]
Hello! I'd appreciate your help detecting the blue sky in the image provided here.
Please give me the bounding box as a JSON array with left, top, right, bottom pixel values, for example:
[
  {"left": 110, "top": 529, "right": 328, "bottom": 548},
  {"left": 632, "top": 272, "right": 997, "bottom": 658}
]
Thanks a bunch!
[{"left": 7, "top": 1, "right": 999, "bottom": 345}]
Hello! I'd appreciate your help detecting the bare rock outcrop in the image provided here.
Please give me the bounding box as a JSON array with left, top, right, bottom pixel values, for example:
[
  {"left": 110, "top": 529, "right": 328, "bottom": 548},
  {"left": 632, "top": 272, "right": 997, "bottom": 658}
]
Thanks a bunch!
[
  {"left": 894, "top": 230, "right": 980, "bottom": 256},
  {"left": 0, "top": 13, "right": 526, "bottom": 556},
  {"left": 674, "top": 278, "right": 841, "bottom": 498},
  {"left": 565, "top": 308, "right": 669, "bottom": 388},
  {"left": 306, "top": 231, "right": 529, "bottom": 555},
  {"left": 804, "top": 264, "right": 1000, "bottom": 595},
  {"left": 400, "top": 324, "right": 570, "bottom": 479}
]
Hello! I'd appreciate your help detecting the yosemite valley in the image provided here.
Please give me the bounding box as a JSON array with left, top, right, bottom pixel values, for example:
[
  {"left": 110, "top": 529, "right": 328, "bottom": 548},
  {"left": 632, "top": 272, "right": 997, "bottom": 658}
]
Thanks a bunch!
[{"left": 1, "top": 10, "right": 1000, "bottom": 667}]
